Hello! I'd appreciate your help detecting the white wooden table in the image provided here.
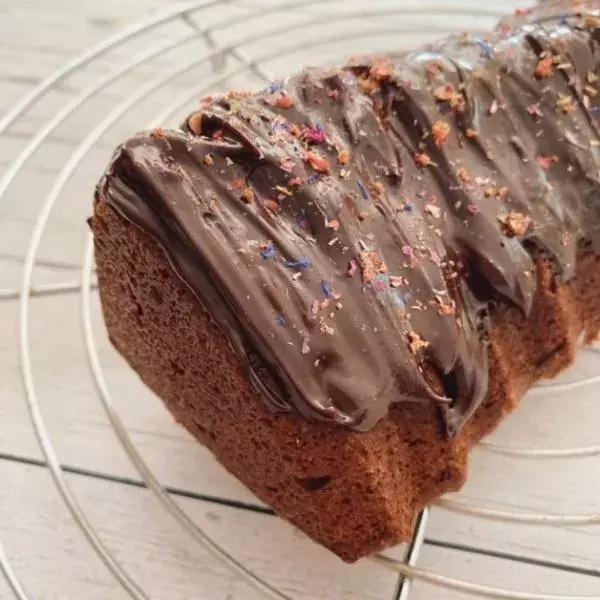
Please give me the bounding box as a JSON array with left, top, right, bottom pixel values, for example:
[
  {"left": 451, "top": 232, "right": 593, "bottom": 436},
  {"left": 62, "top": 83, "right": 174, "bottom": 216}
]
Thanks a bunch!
[{"left": 0, "top": 1, "right": 599, "bottom": 599}]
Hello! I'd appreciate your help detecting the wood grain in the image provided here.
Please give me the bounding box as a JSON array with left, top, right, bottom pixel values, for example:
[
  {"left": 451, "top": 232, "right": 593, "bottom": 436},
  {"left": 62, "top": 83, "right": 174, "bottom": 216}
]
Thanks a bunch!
[{"left": 1, "top": 461, "right": 598, "bottom": 600}]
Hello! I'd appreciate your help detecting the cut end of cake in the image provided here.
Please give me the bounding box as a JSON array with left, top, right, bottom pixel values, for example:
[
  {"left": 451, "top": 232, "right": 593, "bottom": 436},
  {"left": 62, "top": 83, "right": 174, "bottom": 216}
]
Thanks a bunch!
[{"left": 92, "top": 194, "right": 600, "bottom": 561}]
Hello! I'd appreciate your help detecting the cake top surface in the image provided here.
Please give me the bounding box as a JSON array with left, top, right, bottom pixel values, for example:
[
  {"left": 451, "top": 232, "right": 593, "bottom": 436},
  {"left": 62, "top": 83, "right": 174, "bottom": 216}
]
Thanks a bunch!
[{"left": 98, "top": 10, "right": 600, "bottom": 437}]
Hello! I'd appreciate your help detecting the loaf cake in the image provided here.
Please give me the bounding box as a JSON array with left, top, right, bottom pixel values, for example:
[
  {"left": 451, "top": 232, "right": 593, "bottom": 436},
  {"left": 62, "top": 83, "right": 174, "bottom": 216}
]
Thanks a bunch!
[{"left": 92, "top": 6, "right": 600, "bottom": 562}]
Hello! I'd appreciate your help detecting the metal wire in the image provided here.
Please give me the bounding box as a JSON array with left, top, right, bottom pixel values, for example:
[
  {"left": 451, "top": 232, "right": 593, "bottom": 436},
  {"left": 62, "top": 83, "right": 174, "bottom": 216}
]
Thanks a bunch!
[
  {"left": 531, "top": 374, "right": 600, "bottom": 393},
  {"left": 435, "top": 499, "right": 600, "bottom": 526},
  {"left": 479, "top": 442, "right": 600, "bottom": 459},
  {"left": 373, "top": 553, "right": 600, "bottom": 600},
  {"left": 2, "top": 2, "right": 600, "bottom": 599},
  {"left": 0, "top": 541, "right": 29, "bottom": 600},
  {"left": 0, "top": 0, "right": 237, "bottom": 139},
  {"left": 0, "top": 279, "right": 98, "bottom": 301},
  {"left": 391, "top": 509, "right": 429, "bottom": 600}
]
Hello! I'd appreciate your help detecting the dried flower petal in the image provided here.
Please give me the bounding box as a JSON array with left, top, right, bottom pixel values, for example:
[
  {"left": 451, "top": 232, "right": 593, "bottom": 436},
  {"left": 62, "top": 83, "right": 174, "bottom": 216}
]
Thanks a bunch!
[
  {"left": 584, "top": 15, "right": 600, "bottom": 29},
  {"left": 304, "top": 127, "right": 327, "bottom": 144},
  {"left": 537, "top": 155, "right": 559, "bottom": 170},
  {"left": 187, "top": 112, "right": 203, "bottom": 135},
  {"left": 501, "top": 211, "right": 532, "bottom": 237},
  {"left": 346, "top": 260, "right": 358, "bottom": 277},
  {"left": 358, "top": 250, "right": 387, "bottom": 283},
  {"left": 433, "top": 83, "right": 466, "bottom": 112},
  {"left": 338, "top": 149, "right": 351, "bottom": 165},
  {"left": 536, "top": 55, "right": 554, "bottom": 79},
  {"left": 276, "top": 185, "right": 293, "bottom": 196},
  {"left": 415, "top": 153, "right": 433, "bottom": 167},
  {"left": 277, "top": 95, "right": 294, "bottom": 109},
  {"left": 357, "top": 180, "right": 370, "bottom": 199},
  {"left": 306, "top": 152, "right": 330, "bottom": 173},
  {"left": 284, "top": 257, "right": 312, "bottom": 270},
  {"left": 432, "top": 120, "right": 451, "bottom": 147},
  {"left": 301, "top": 336, "right": 311, "bottom": 355},
  {"left": 280, "top": 157, "right": 295, "bottom": 173},
  {"left": 264, "top": 199, "right": 280, "bottom": 213},
  {"left": 515, "top": 7, "right": 534, "bottom": 17},
  {"left": 407, "top": 331, "right": 429, "bottom": 355},
  {"left": 321, "top": 280, "right": 334, "bottom": 298},
  {"left": 260, "top": 243, "right": 276, "bottom": 259},
  {"left": 425, "top": 204, "right": 442, "bottom": 218},
  {"left": 457, "top": 167, "right": 471, "bottom": 183},
  {"left": 242, "top": 187, "right": 255, "bottom": 203},
  {"left": 527, "top": 103, "right": 543, "bottom": 118},
  {"left": 438, "top": 302, "right": 455, "bottom": 316},
  {"left": 370, "top": 59, "right": 395, "bottom": 81},
  {"left": 497, "top": 186, "right": 509, "bottom": 200},
  {"left": 556, "top": 93, "right": 575, "bottom": 113},
  {"left": 358, "top": 76, "right": 378, "bottom": 95}
]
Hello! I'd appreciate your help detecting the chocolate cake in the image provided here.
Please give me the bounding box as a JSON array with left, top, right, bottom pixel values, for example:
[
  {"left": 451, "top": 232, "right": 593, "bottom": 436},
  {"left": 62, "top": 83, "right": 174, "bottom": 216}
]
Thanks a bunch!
[{"left": 92, "top": 7, "right": 600, "bottom": 561}]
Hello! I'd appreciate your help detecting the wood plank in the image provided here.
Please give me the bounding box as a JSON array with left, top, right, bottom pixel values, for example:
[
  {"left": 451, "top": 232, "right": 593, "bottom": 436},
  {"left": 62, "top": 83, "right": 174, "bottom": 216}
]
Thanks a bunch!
[
  {"left": 0, "top": 460, "right": 399, "bottom": 600},
  {"left": 407, "top": 544, "right": 600, "bottom": 599},
  {"left": 0, "top": 291, "right": 264, "bottom": 505},
  {"left": 1, "top": 460, "right": 598, "bottom": 600}
]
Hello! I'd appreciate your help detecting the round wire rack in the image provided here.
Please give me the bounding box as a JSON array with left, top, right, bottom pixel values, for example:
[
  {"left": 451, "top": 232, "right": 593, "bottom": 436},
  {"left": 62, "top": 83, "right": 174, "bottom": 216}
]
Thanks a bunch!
[{"left": 1, "top": 1, "right": 600, "bottom": 599}]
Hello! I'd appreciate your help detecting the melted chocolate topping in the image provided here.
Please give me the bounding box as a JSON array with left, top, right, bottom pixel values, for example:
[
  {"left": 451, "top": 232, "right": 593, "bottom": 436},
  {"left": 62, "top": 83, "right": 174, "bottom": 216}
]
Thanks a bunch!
[{"left": 97, "top": 11, "right": 600, "bottom": 437}]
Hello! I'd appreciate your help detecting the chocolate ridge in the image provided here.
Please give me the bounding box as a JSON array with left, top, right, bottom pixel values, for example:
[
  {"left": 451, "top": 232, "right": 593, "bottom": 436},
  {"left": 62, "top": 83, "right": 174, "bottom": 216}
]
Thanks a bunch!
[{"left": 96, "top": 11, "right": 600, "bottom": 437}]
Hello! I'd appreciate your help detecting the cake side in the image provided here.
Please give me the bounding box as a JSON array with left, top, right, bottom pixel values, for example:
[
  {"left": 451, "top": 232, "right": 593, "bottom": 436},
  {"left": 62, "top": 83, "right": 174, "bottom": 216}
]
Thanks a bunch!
[{"left": 92, "top": 196, "right": 600, "bottom": 561}]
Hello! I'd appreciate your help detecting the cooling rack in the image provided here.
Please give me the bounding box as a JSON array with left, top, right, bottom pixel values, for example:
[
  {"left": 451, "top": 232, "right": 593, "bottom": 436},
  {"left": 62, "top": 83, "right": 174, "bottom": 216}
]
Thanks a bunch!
[{"left": 0, "top": 1, "right": 599, "bottom": 598}]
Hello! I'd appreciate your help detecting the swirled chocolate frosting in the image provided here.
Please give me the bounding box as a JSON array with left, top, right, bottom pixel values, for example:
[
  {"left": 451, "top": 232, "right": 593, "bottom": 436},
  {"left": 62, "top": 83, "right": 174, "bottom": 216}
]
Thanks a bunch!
[{"left": 97, "top": 11, "right": 600, "bottom": 437}]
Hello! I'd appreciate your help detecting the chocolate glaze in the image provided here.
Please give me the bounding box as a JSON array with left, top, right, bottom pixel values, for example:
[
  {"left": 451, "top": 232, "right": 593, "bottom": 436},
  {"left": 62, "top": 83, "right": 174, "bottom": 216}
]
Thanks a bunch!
[{"left": 97, "top": 11, "right": 600, "bottom": 437}]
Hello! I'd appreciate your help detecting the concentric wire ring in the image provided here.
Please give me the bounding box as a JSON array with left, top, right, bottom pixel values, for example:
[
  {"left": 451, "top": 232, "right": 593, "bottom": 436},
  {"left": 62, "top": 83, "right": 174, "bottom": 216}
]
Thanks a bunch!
[{"left": 2, "top": 2, "right": 600, "bottom": 599}]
